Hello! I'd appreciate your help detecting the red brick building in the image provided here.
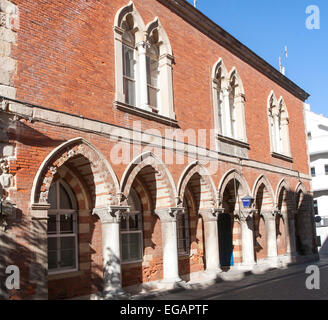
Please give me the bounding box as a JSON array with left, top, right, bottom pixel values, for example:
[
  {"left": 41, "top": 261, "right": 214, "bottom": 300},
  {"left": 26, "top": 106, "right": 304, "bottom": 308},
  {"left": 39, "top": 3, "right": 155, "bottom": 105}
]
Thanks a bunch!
[{"left": 0, "top": 0, "right": 318, "bottom": 300}]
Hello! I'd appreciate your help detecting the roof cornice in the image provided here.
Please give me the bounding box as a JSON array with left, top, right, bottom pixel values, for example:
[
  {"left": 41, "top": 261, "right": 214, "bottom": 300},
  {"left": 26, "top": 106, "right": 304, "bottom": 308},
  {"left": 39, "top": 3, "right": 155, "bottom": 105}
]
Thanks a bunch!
[{"left": 156, "top": 0, "right": 310, "bottom": 101}]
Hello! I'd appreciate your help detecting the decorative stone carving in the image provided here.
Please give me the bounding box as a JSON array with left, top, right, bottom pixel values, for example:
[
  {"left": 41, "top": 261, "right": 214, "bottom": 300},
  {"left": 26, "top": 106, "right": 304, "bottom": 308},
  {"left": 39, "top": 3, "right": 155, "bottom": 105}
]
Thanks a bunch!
[
  {"left": 154, "top": 207, "right": 185, "bottom": 223},
  {"left": 0, "top": 159, "right": 13, "bottom": 199},
  {"left": 93, "top": 206, "right": 130, "bottom": 224}
]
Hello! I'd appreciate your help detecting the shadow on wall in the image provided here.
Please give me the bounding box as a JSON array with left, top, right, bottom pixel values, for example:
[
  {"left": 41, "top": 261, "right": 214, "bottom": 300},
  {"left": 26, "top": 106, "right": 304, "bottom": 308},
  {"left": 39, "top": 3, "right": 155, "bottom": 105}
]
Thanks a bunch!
[{"left": 0, "top": 208, "right": 42, "bottom": 300}]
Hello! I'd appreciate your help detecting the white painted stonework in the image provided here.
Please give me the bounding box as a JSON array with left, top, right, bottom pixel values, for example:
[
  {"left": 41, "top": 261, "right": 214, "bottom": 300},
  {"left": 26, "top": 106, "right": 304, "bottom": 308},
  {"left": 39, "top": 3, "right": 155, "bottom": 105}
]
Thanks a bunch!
[{"left": 305, "top": 104, "right": 328, "bottom": 254}]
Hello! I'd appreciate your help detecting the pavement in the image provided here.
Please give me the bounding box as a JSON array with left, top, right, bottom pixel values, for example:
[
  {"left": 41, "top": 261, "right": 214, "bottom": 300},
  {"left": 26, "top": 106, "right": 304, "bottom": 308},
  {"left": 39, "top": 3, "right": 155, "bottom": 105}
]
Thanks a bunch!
[{"left": 132, "top": 255, "right": 328, "bottom": 300}]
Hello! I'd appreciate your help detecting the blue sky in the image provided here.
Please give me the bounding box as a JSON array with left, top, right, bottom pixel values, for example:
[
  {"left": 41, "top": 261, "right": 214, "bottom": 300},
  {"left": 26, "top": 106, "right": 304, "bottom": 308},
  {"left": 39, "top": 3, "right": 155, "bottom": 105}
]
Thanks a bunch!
[{"left": 187, "top": 0, "right": 328, "bottom": 116}]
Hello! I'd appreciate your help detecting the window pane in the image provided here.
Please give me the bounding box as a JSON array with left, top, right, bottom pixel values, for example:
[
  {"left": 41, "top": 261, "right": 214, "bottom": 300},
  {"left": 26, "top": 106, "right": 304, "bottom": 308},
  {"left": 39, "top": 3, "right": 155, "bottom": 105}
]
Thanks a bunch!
[
  {"left": 59, "top": 184, "right": 73, "bottom": 209},
  {"left": 311, "top": 167, "right": 316, "bottom": 177},
  {"left": 120, "top": 217, "right": 128, "bottom": 231},
  {"left": 148, "top": 86, "right": 158, "bottom": 109},
  {"left": 48, "top": 238, "right": 58, "bottom": 269},
  {"left": 48, "top": 214, "right": 57, "bottom": 234},
  {"left": 48, "top": 251, "right": 58, "bottom": 270},
  {"left": 60, "top": 236, "right": 75, "bottom": 250},
  {"left": 60, "top": 249, "right": 76, "bottom": 268},
  {"left": 124, "top": 78, "right": 135, "bottom": 106},
  {"left": 48, "top": 183, "right": 57, "bottom": 209},
  {"left": 60, "top": 237, "right": 76, "bottom": 268},
  {"left": 146, "top": 56, "right": 158, "bottom": 87},
  {"left": 325, "top": 165, "right": 328, "bottom": 175},
  {"left": 123, "top": 46, "right": 134, "bottom": 79},
  {"left": 60, "top": 214, "right": 74, "bottom": 234},
  {"left": 121, "top": 233, "right": 142, "bottom": 262},
  {"left": 128, "top": 214, "right": 141, "bottom": 231}
]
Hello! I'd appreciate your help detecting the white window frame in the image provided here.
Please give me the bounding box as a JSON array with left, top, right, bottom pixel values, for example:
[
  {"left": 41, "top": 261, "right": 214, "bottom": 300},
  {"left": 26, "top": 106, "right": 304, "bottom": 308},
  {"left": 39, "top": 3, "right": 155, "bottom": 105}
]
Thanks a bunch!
[
  {"left": 120, "top": 188, "right": 144, "bottom": 264},
  {"left": 48, "top": 180, "right": 79, "bottom": 275}
]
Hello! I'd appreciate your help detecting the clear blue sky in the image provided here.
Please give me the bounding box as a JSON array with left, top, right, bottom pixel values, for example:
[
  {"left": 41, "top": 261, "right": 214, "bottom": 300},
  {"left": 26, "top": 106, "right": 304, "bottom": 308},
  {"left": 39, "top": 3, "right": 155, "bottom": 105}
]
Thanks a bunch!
[{"left": 187, "top": 0, "right": 328, "bottom": 116}]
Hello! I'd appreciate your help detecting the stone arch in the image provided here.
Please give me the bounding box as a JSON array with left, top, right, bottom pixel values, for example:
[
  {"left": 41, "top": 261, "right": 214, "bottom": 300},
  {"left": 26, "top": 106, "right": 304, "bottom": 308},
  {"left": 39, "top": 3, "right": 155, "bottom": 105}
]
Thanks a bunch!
[
  {"left": 120, "top": 152, "right": 177, "bottom": 209},
  {"left": 275, "top": 179, "right": 292, "bottom": 208},
  {"left": 229, "top": 67, "right": 245, "bottom": 96},
  {"left": 146, "top": 17, "right": 172, "bottom": 56},
  {"left": 30, "top": 137, "right": 120, "bottom": 208},
  {"left": 211, "top": 58, "right": 229, "bottom": 82},
  {"left": 114, "top": 0, "right": 146, "bottom": 43},
  {"left": 252, "top": 175, "right": 275, "bottom": 206},
  {"left": 252, "top": 175, "right": 274, "bottom": 261},
  {"left": 177, "top": 161, "right": 217, "bottom": 211},
  {"left": 218, "top": 169, "right": 251, "bottom": 203}
]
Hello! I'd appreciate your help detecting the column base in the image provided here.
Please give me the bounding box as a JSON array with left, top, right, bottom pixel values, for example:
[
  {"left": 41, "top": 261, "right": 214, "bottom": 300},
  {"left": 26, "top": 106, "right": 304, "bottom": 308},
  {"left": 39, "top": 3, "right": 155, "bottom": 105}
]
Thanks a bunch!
[
  {"left": 204, "top": 268, "right": 221, "bottom": 280},
  {"left": 239, "top": 262, "right": 256, "bottom": 272},
  {"left": 157, "top": 277, "right": 186, "bottom": 291}
]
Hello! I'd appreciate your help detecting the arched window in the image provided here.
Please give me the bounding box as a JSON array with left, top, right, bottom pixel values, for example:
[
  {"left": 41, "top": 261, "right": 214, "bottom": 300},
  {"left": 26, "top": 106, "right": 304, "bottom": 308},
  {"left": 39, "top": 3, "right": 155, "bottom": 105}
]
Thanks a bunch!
[
  {"left": 114, "top": 3, "right": 175, "bottom": 120},
  {"left": 177, "top": 199, "right": 190, "bottom": 255},
  {"left": 120, "top": 188, "right": 143, "bottom": 263},
  {"left": 146, "top": 42, "right": 160, "bottom": 112},
  {"left": 122, "top": 16, "right": 136, "bottom": 106},
  {"left": 268, "top": 92, "right": 291, "bottom": 157},
  {"left": 212, "top": 60, "right": 248, "bottom": 157},
  {"left": 47, "top": 180, "right": 78, "bottom": 274}
]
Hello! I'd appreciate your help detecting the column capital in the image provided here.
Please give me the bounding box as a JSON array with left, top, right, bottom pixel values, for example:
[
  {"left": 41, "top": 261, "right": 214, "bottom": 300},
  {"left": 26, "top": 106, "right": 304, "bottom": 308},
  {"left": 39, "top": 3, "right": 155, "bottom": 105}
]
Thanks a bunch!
[
  {"left": 155, "top": 207, "right": 185, "bottom": 223},
  {"left": 93, "top": 206, "right": 130, "bottom": 224},
  {"left": 238, "top": 209, "right": 257, "bottom": 222},
  {"left": 261, "top": 209, "right": 279, "bottom": 221},
  {"left": 199, "top": 208, "right": 224, "bottom": 222},
  {"left": 136, "top": 41, "right": 150, "bottom": 51}
]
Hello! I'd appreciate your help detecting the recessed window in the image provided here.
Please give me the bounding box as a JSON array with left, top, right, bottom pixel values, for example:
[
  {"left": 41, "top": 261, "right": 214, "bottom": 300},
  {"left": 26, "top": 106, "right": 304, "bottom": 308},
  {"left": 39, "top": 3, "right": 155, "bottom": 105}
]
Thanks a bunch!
[
  {"left": 177, "top": 201, "right": 190, "bottom": 255},
  {"left": 268, "top": 93, "right": 291, "bottom": 157},
  {"left": 48, "top": 180, "right": 78, "bottom": 274},
  {"left": 311, "top": 167, "right": 316, "bottom": 177},
  {"left": 120, "top": 188, "right": 143, "bottom": 263},
  {"left": 307, "top": 132, "right": 312, "bottom": 140}
]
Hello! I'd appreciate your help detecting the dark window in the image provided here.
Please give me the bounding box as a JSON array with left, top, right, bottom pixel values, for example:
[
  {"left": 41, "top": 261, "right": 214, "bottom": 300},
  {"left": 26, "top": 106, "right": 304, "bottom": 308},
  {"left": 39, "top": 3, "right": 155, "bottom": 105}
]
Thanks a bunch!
[
  {"left": 325, "top": 165, "right": 328, "bottom": 175},
  {"left": 311, "top": 167, "right": 316, "bottom": 177}
]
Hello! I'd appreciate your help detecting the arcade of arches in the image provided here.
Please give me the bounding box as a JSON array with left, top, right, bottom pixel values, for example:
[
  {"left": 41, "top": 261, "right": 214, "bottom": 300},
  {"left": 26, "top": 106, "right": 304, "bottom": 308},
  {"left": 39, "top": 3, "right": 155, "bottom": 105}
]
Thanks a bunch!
[{"left": 28, "top": 140, "right": 316, "bottom": 299}]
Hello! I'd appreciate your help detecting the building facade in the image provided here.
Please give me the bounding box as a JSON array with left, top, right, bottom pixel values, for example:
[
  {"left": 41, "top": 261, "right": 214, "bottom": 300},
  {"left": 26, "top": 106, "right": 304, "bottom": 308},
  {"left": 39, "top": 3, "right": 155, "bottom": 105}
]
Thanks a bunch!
[
  {"left": 305, "top": 105, "right": 328, "bottom": 255},
  {"left": 0, "top": 0, "right": 318, "bottom": 300}
]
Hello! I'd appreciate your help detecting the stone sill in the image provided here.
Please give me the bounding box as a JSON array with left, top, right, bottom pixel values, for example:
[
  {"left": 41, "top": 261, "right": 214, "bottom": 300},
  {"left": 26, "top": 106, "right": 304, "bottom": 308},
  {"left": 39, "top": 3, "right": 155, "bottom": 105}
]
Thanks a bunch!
[
  {"left": 216, "top": 134, "right": 250, "bottom": 150},
  {"left": 271, "top": 152, "right": 293, "bottom": 163},
  {"left": 114, "top": 101, "right": 179, "bottom": 127},
  {"left": 48, "top": 270, "right": 84, "bottom": 281}
]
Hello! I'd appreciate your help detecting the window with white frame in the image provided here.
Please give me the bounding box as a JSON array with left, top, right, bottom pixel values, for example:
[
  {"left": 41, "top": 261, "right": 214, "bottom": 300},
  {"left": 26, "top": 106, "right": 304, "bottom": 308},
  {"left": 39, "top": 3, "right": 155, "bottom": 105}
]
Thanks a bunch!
[
  {"left": 212, "top": 60, "right": 247, "bottom": 143},
  {"left": 146, "top": 43, "right": 160, "bottom": 112},
  {"left": 114, "top": 3, "right": 175, "bottom": 120},
  {"left": 120, "top": 188, "right": 143, "bottom": 263},
  {"left": 268, "top": 93, "right": 291, "bottom": 157},
  {"left": 47, "top": 180, "right": 78, "bottom": 274},
  {"left": 122, "top": 17, "right": 136, "bottom": 107},
  {"left": 177, "top": 201, "right": 190, "bottom": 255}
]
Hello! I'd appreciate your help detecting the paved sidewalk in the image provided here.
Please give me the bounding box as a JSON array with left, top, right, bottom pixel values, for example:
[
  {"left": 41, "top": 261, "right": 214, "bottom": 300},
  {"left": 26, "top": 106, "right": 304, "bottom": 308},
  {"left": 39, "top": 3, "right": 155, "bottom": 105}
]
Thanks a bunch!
[{"left": 133, "top": 256, "right": 328, "bottom": 300}]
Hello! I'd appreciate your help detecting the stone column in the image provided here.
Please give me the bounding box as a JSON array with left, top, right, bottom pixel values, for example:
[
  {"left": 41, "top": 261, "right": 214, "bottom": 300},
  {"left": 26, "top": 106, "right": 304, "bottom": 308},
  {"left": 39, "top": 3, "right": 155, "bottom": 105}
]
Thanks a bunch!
[
  {"left": 239, "top": 209, "right": 256, "bottom": 268},
  {"left": 155, "top": 207, "right": 184, "bottom": 287},
  {"left": 136, "top": 41, "right": 152, "bottom": 112},
  {"left": 29, "top": 203, "right": 50, "bottom": 300},
  {"left": 158, "top": 53, "right": 175, "bottom": 118},
  {"left": 262, "top": 210, "right": 278, "bottom": 265},
  {"left": 93, "top": 206, "right": 129, "bottom": 299},
  {"left": 199, "top": 208, "right": 222, "bottom": 277}
]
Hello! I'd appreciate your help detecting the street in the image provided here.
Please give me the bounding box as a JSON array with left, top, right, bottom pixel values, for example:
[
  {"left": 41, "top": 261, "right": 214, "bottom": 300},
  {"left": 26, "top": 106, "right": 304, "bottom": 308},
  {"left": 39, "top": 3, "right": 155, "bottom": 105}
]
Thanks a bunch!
[{"left": 145, "top": 257, "right": 328, "bottom": 300}]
